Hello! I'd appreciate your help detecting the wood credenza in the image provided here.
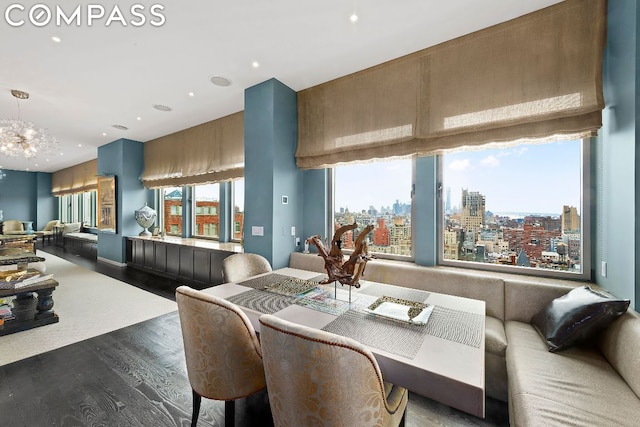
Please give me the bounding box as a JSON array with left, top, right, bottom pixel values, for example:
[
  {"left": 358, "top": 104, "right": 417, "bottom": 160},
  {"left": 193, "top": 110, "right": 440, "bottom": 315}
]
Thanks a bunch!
[{"left": 126, "top": 236, "right": 241, "bottom": 289}]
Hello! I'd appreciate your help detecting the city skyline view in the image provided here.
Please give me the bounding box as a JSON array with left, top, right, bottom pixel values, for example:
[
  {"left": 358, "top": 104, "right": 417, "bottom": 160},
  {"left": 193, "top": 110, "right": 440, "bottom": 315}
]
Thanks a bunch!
[
  {"left": 334, "top": 140, "right": 581, "bottom": 218},
  {"left": 444, "top": 140, "right": 581, "bottom": 216}
]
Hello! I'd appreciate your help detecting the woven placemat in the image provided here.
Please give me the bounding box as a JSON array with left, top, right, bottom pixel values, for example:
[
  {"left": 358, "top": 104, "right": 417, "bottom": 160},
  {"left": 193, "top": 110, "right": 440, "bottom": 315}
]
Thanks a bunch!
[
  {"left": 322, "top": 310, "right": 427, "bottom": 359},
  {"left": 237, "top": 273, "right": 294, "bottom": 290},
  {"left": 358, "top": 283, "right": 430, "bottom": 303},
  {"left": 424, "top": 306, "right": 483, "bottom": 348},
  {"left": 226, "top": 289, "right": 295, "bottom": 314}
]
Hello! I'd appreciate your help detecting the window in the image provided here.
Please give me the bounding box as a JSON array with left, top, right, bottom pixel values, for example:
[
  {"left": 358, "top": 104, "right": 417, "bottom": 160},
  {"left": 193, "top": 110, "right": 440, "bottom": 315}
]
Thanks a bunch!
[
  {"left": 162, "top": 187, "right": 183, "bottom": 236},
  {"left": 232, "top": 179, "right": 244, "bottom": 241},
  {"left": 333, "top": 159, "right": 412, "bottom": 258},
  {"left": 439, "top": 139, "right": 588, "bottom": 278},
  {"left": 81, "top": 191, "right": 96, "bottom": 226},
  {"left": 58, "top": 191, "right": 96, "bottom": 226},
  {"left": 193, "top": 183, "right": 220, "bottom": 238}
]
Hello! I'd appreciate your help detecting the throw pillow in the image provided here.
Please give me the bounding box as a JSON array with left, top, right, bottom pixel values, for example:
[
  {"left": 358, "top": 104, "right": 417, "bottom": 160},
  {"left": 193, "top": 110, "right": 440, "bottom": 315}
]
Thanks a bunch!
[{"left": 531, "top": 285, "right": 630, "bottom": 352}]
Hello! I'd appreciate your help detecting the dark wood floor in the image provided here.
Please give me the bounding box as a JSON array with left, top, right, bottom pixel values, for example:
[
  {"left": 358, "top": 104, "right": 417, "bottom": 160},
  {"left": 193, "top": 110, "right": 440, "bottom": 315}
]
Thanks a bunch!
[{"left": 0, "top": 243, "right": 510, "bottom": 426}]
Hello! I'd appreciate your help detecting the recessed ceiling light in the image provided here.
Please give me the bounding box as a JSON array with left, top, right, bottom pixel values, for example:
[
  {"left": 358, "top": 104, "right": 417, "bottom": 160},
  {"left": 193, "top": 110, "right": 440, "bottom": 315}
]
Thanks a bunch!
[
  {"left": 350, "top": 13, "right": 358, "bottom": 23},
  {"left": 51, "top": 36, "right": 61, "bottom": 43},
  {"left": 112, "top": 124, "right": 129, "bottom": 130},
  {"left": 26, "top": 168, "right": 30, "bottom": 171},
  {"left": 153, "top": 104, "right": 172, "bottom": 112},
  {"left": 252, "top": 61, "right": 260, "bottom": 68},
  {"left": 188, "top": 92, "right": 195, "bottom": 97},
  {"left": 60, "top": 152, "right": 64, "bottom": 155},
  {"left": 77, "top": 144, "right": 82, "bottom": 147},
  {"left": 34, "top": 164, "right": 38, "bottom": 167},
  {"left": 102, "top": 132, "right": 107, "bottom": 136},
  {"left": 210, "top": 76, "right": 232, "bottom": 87},
  {"left": 136, "top": 116, "right": 142, "bottom": 121},
  {"left": 46, "top": 159, "right": 50, "bottom": 162}
]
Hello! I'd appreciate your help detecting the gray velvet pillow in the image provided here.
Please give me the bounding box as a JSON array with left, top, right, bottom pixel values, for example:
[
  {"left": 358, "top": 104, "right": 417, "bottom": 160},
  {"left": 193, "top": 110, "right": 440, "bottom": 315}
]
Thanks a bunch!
[{"left": 531, "top": 286, "right": 630, "bottom": 353}]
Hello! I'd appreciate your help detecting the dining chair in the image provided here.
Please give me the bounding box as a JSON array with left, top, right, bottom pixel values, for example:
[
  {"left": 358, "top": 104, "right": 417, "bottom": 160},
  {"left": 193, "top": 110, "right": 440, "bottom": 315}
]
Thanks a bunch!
[
  {"left": 222, "top": 252, "right": 272, "bottom": 282},
  {"left": 175, "top": 286, "right": 267, "bottom": 427},
  {"left": 258, "top": 314, "right": 408, "bottom": 427}
]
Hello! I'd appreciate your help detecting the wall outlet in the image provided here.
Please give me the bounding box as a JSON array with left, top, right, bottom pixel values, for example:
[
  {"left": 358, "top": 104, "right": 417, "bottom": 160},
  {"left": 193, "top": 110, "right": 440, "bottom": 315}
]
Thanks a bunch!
[
  {"left": 251, "top": 226, "right": 264, "bottom": 236},
  {"left": 291, "top": 226, "right": 296, "bottom": 236},
  {"left": 296, "top": 237, "right": 300, "bottom": 246}
]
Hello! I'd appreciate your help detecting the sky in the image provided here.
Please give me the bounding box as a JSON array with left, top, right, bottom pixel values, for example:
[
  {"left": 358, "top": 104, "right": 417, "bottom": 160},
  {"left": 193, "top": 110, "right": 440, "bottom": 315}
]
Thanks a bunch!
[{"left": 335, "top": 140, "right": 582, "bottom": 216}]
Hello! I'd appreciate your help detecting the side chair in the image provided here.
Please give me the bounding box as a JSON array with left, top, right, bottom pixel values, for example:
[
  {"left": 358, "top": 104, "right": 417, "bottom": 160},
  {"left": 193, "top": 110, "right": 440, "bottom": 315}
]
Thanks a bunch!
[
  {"left": 258, "top": 313, "right": 408, "bottom": 427},
  {"left": 222, "top": 253, "right": 272, "bottom": 282},
  {"left": 175, "top": 286, "right": 267, "bottom": 427}
]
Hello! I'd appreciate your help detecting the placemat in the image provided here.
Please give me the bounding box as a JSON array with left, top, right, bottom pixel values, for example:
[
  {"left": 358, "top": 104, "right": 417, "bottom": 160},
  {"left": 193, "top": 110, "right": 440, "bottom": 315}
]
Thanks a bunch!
[
  {"left": 358, "top": 283, "right": 430, "bottom": 303},
  {"left": 226, "top": 289, "right": 295, "bottom": 314},
  {"left": 322, "top": 309, "right": 427, "bottom": 359},
  {"left": 237, "top": 273, "right": 295, "bottom": 290},
  {"left": 424, "top": 306, "right": 483, "bottom": 348}
]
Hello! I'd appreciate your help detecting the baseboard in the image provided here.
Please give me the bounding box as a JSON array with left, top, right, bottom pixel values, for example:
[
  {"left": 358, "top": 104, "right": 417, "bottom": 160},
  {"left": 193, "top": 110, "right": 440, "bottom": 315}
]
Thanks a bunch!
[{"left": 97, "top": 257, "right": 126, "bottom": 268}]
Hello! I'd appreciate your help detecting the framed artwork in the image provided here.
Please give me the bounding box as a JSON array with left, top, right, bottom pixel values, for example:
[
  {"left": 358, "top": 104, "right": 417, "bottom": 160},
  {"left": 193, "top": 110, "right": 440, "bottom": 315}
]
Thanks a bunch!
[{"left": 97, "top": 176, "right": 116, "bottom": 232}]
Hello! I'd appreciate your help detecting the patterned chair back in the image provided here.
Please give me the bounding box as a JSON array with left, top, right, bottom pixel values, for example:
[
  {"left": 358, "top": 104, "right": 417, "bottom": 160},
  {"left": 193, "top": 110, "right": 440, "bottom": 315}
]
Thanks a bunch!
[{"left": 259, "top": 313, "right": 408, "bottom": 427}]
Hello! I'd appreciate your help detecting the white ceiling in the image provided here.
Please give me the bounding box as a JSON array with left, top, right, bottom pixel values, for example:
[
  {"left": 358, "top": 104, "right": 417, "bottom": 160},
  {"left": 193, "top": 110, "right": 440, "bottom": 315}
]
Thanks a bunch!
[{"left": 0, "top": 0, "right": 562, "bottom": 173}]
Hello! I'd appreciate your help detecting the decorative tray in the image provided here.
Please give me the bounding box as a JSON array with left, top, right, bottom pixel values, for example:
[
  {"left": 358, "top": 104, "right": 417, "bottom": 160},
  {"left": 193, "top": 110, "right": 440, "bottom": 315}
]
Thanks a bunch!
[
  {"left": 263, "top": 277, "right": 318, "bottom": 296},
  {"left": 364, "top": 296, "right": 433, "bottom": 325}
]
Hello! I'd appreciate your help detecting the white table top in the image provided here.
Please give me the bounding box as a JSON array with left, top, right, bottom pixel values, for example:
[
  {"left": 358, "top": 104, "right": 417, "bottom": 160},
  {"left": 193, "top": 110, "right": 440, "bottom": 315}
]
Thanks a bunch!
[{"left": 202, "top": 267, "right": 486, "bottom": 418}]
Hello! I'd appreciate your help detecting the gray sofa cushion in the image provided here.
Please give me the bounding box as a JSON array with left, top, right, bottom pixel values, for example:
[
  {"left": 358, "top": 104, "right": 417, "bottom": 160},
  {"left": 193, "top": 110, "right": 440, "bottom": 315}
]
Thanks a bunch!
[
  {"left": 506, "top": 320, "right": 640, "bottom": 426},
  {"left": 598, "top": 310, "right": 640, "bottom": 399},
  {"left": 485, "top": 315, "right": 507, "bottom": 357}
]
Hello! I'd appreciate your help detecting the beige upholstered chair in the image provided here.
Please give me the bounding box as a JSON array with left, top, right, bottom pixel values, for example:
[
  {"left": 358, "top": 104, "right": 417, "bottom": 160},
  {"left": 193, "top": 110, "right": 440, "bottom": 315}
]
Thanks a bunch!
[
  {"left": 222, "top": 253, "right": 272, "bottom": 282},
  {"left": 2, "top": 220, "right": 25, "bottom": 235},
  {"left": 259, "top": 314, "right": 408, "bottom": 427},
  {"left": 175, "top": 286, "right": 266, "bottom": 427},
  {"left": 35, "top": 220, "right": 60, "bottom": 243}
]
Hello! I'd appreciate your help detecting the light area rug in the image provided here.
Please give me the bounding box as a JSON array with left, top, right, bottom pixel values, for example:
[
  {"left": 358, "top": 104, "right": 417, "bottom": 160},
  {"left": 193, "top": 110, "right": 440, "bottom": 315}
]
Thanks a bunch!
[{"left": 0, "top": 252, "right": 177, "bottom": 366}]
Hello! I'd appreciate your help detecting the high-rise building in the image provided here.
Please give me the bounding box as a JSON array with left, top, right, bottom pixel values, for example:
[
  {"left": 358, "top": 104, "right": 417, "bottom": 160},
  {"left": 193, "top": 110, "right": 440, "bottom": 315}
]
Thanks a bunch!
[
  {"left": 561, "top": 205, "right": 580, "bottom": 233},
  {"left": 460, "top": 189, "right": 485, "bottom": 233},
  {"left": 446, "top": 186, "right": 451, "bottom": 213}
]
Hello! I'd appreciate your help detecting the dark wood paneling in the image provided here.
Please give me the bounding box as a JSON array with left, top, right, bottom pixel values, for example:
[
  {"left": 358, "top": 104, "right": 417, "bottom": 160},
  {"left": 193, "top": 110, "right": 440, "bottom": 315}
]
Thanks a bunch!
[
  {"left": 155, "top": 243, "right": 167, "bottom": 272},
  {"left": 166, "top": 244, "right": 180, "bottom": 276},
  {"left": 132, "top": 239, "right": 144, "bottom": 267},
  {"left": 193, "top": 249, "right": 211, "bottom": 284},
  {"left": 179, "top": 247, "right": 193, "bottom": 281},
  {"left": 143, "top": 240, "right": 155, "bottom": 268},
  {"left": 211, "top": 251, "right": 232, "bottom": 285}
]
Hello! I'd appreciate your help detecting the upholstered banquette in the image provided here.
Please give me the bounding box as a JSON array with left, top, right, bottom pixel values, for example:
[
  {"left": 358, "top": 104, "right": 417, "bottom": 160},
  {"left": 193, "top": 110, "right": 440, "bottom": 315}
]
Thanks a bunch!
[{"left": 288, "top": 252, "right": 640, "bottom": 426}]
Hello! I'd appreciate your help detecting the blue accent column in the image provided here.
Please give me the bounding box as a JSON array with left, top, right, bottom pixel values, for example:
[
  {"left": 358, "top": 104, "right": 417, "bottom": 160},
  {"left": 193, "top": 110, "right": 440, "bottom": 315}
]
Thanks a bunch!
[
  {"left": 97, "top": 138, "right": 152, "bottom": 264},
  {"left": 596, "top": 0, "right": 639, "bottom": 308},
  {"left": 302, "top": 169, "right": 330, "bottom": 242},
  {"left": 244, "top": 79, "right": 302, "bottom": 269},
  {"left": 414, "top": 156, "right": 437, "bottom": 266}
]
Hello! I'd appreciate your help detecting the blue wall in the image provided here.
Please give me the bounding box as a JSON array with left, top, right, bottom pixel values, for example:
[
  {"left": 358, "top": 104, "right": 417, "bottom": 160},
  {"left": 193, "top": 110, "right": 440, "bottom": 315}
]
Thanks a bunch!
[
  {"left": 596, "top": 0, "right": 638, "bottom": 308},
  {"left": 244, "top": 79, "right": 302, "bottom": 268},
  {"left": 0, "top": 170, "right": 55, "bottom": 231},
  {"left": 36, "top": 172, "right": 57, "bottom": 229},
  {"left": 97, "top": 138, "right": 151, "bottom": 264}
]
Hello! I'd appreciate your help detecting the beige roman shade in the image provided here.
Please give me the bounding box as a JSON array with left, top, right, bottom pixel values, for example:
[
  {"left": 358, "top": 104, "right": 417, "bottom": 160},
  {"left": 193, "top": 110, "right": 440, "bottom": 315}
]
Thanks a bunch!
[
  {"left": 296, "top": 0, "right": 606, "bottom": 169},
  {"left": 51, "top": 158, "right": 98, "bottom": 196},
  {"left": 142, "top": 111, "right": 244, "bottom": 188}
]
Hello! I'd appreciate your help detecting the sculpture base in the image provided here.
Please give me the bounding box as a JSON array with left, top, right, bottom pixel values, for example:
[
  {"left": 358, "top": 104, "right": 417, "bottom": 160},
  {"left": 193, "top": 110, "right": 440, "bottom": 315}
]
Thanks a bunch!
[{"left": 139, "top": 229, "right": 151, "bottom": 237}]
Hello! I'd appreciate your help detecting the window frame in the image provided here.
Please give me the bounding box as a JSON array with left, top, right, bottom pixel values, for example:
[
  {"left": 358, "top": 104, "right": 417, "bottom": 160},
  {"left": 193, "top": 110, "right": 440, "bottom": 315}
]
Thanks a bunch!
[
  {"left": 330, "top": 158, "right": 416, "bottom": 262},
  {"left": 230, "top": 179, "right": 244, "bottom": 243},
  {"left": 436, "top": 138, "right": 591, "bottom": 281},
  {"left": 191, "top": 183, "right": 221, "bottom": 241}
]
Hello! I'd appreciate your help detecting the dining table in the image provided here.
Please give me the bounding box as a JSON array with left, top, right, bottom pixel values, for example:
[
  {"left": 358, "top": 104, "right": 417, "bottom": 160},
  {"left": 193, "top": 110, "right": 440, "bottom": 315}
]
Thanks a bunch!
[{"left": 202, "top": 267, "right": 486, "bottom": 418}]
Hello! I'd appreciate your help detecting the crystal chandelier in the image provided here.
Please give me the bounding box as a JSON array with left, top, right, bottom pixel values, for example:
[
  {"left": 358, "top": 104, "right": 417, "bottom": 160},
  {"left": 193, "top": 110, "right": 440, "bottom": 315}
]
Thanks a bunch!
[{"left": 0, "top": 89, "right": 57, "bottom": 158}]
